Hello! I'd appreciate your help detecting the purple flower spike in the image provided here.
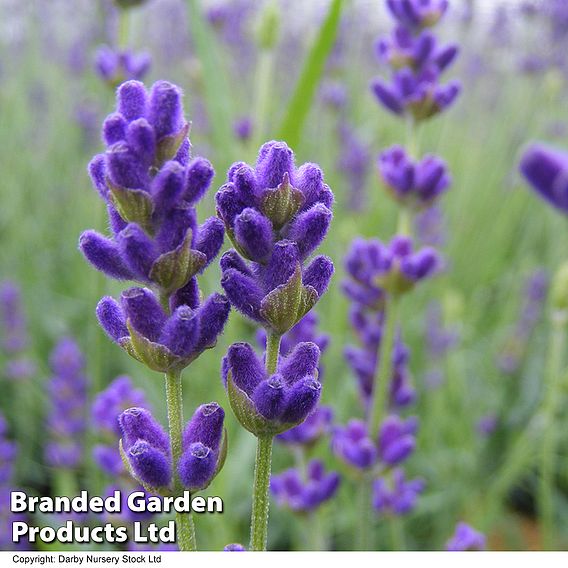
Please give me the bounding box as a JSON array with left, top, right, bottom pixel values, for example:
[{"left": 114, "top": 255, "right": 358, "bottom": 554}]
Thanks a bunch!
[
  {"left": 373, "top": 469, "right": 425, "bottom": 516},
  {"left": 379, "top": 146, "right": 451, "bottom": 210},
  {"left": 119, "top": 407, "right": 172, "bottom": 490},
  {"left": 223, "top": 341, "right": 322, "bottom": 436},
  {"left": 98, "top": 286, "right": 230, "bottom": 373},
  {"left": 331, "top": 420, "right": 378, "bottom": 470},
  {"left": 378, "top": 415, "right": 418, "bottom": 465},
  {"left": 372, "top": 69, "right": 460, "bottom": 121},
  {"left": 271, "top": 460, "right": 340, "bottom": 513},
  {"left": 344, "top": 236, "right": 441, "bottom": 301},
  {"left": 217, "top": 140, "right": 334, "bottom": 334},
  {"left": 81, "top": 79, "right": 224, "bottom": 311},
  {"left": 178, "top": 402, "right": 226, "bottom": 491},
  {"left": 520, "top": 143, "right": 568, "bottom": 214},
  {"left": 92, "top": 376, "right": 148, "bottom": 476},
  {"left": 386, "top": 0, "right": 449, "bottom": 31},
  {"left": 0, "top": 281, "right": 29, "bottom": 354},
  {"left": 377, "top": 27, "right": 458, "bottom": 74},
  {"left": 45, "top": 338, "right": 89, "bottom": 470},
  {"left": 445, "top": 522, "right": 487, "bottom": 551}
]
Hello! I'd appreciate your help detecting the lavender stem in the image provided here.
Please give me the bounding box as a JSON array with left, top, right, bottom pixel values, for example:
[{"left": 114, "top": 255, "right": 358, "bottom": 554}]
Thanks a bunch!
[
  {"left": 368, "top": 297, "right": 399, "bottom": 435},
  {"left": 249, "top": 332, "right": 280, "bottom": 551},
  {"left": 165, "top": 370, "right": 197, "bottom": 551}
]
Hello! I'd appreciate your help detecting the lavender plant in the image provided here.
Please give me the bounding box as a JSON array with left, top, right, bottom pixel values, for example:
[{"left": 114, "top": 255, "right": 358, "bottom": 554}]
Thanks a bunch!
[
  {"left": 518, "top": 143, "right": 568, "bottom": 549},
  {"left": 79, "top": 79, "right": 230, "bottom": 550},
  {"left": 372, "top": 0, "right": 460, "bottom": 236},
  {"left": 45, "top": 338, "right": 88, "bottom": 474},
  {"left": 0, "top": 282, "right": 36, "bottom": 382},
  {"left": 216, "top": 140, "right": 334, "bottom": 550},
  {"left": 333, "top": 0, "right": 461, "bottom": 550},
  {"left": 262, "top": 313, "right": 339, "bottom": 549}
]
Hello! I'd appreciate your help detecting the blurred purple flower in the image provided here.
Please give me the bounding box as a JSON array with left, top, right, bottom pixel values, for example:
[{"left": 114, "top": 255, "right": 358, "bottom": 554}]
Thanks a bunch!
[
  {"left": 277, "top": 405, "right": 334, "bottom": 446},
  {"left": 445, "top": 522, "right": 486, "bottom": 551},
  {"left": 45, "top": 338, "right": 89, "bottom": 469},
  {"left": 271, "top": 460, "right": 340, "bottom": 513},
  {"left": 332, "top": 415, "right": 418, "bottom": 471},
  {"left": 379, "top": 145, "right": 451, "bottom": 210},
  {"left": 92, "top": 375, "right": 149, "bottom": 476},
  {"left": 0, "top": 281, "right": 28, "bottom": 354},
  {"left": 520, "top": 143, "right": 568, "bottom": 214},
  {"left": 343, "top": 236, "right": 441, "bottom": 306},
  {"left": 338, "top": 122, "right": 370, "bottom": 211},
  {"left": 386, "top": 0, "right": 449, "bottom": 31},
  {"left": 94, "top": 45, "right": 151, "bottom": 87},
  {"left": 373, "top": 468, "right": 424, "bottom": 515}
]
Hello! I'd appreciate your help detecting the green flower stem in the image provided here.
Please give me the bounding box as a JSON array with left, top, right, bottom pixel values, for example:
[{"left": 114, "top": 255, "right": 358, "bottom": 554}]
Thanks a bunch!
[
  {"left": 357, "top": 475, "right": 373, "bottom": 550},
  {"left": 249, "top": 331, "right": 281, "bottom": 551},
  {"left": 389, "top": 515, "right": 405, "bottom": 551},
  {"left": 165, "top": 370, "right": 197, "bottom": 551},
  {"left": 265, "top": 332, "right": 281, "bottom": 375},
  {"left": 250, "top": 434, "right": 274, "bottom": 551},
  {"left": 118, "top": 8, "right": 130, "bottom": 50},
  {"left": 539, "top": 309, "right": 567, "bottom": 550},
  {"left": 358, "top": 298, "right": 400, "bottom": 551},
  {"left": 397, "top": 208, "right": 412, "bottom": 237},
  {"left": 368, "top": 296, "right": 400, "bottom": 436}
]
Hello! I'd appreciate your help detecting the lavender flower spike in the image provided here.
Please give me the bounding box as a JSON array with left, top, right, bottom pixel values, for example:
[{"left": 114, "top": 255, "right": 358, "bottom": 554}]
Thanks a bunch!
[
  {"left": 379, "top": 145, "right": 451, "bottom": 210},
  {"left": 222, "top": 342, "right": 322, "bottom": 436},
  {"left": 217, "top": 141, "right": 334, "bottom": 335},
  {"left": 97, "top": 287, "right": 230, "bottom": 373},
  {"left": 386, "top": 0, "right": 449, "bottom": 31},
  {"left": 92, "top": 375, "right": 149, "bottom": 476},
  {"left": 344, "top": 236, "right": 441, "bottom": 301},
  {"left": 271, "top": 460, "right": 340, "bottom": 513},
  {"left": 80, "top": 80, "right": 225, "bottom": 300},
  {"left": 119, "top": 403, "right": 227, "bottom": 493},
  {"left": 373, "top": 469, "right": 425, "bottom": 516},
  {"left": 119, "top": 408, "right": 172, "bottom": 491},
  {"left": 45, "top": 338, "right": 89, "bottom": 469}
]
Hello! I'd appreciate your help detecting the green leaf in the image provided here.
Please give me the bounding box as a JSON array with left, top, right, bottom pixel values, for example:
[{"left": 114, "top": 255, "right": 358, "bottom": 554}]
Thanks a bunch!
[{"left": 277, "top": 0, "right": 344, "bottom": 148}]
